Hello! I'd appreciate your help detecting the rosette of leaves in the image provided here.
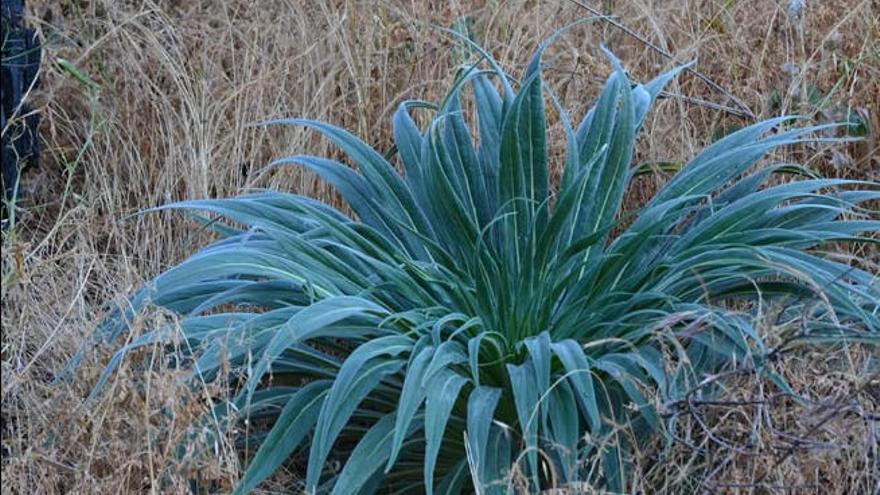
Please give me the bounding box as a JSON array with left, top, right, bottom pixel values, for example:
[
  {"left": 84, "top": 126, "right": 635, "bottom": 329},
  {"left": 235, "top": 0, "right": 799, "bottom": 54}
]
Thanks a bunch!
[{"left": 86, "top": 25, "right": 879, "bottom": 494}]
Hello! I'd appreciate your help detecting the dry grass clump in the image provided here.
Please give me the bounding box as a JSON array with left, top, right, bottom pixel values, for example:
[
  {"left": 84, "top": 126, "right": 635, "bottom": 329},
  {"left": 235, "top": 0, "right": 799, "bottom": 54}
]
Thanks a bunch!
[
  {"left": 2, "top": 0, "right": 878, "bottom": 493},
  {"left": 642, "top": 344, "right": 878, "bottom": 494},
  {"left": 2, "top": 304, "right": 239, "bottom": 493},
  {"left": 538, "top": 343, "right": 879, "bottom": 494}
]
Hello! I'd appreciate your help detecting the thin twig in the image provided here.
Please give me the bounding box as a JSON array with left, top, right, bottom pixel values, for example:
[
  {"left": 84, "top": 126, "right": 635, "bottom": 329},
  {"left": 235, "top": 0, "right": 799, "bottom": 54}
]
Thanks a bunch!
[
  {"left": 549, "top": 68, "right": 754, "bottom": 118},
  {"left": 708, "top": 481, "right": 821, "bottom": 490},
  {"left": 565, "top": 0, "right": 757, "bottom": 120},
  {"left": 754, "top": 377, "right": 878, "bottom": 486}
]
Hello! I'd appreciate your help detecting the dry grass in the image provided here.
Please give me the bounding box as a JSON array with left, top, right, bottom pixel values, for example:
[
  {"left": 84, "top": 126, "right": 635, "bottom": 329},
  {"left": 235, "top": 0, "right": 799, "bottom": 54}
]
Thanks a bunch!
[
  {"left": 2, "top": 0, "right": 878, "bottom": 493},
  {"left": 639, "top": 343, "right": 879, "bottom": 494}
]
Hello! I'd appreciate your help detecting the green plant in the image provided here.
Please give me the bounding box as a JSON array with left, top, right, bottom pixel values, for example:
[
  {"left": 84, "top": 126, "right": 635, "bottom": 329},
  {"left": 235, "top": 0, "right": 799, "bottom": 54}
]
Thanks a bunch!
[{"left": 85, "top": 26, "right": 879, "bottom": 494}]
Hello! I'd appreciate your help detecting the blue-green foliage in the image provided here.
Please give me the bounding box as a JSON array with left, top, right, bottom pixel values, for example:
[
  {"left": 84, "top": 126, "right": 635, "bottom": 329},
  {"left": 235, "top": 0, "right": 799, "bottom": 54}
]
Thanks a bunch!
[{"left": 86, "top": 26, "right": 879, "bottom": 494}]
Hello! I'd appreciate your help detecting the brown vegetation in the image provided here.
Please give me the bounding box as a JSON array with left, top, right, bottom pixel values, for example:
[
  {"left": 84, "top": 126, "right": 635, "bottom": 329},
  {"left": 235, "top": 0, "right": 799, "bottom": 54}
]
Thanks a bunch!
[{"left": 2, "top": 0, "right": 877, "bottom": 493}]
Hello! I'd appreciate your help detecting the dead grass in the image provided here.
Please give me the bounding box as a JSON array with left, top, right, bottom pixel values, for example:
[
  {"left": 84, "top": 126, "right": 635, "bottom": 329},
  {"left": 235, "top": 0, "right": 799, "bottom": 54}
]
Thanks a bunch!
[
  {"left": 639, "top": 344, "right": 879, "bottom": 494},
  {"left": 2, "top": 0, "right": 878, "bottom": 493}
]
